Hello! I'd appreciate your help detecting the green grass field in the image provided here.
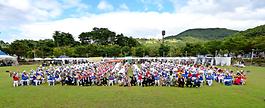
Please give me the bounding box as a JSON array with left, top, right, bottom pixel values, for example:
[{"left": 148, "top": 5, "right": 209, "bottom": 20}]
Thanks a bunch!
[{"left": 0, "top": 65, "right": 264, "bottom": 108}]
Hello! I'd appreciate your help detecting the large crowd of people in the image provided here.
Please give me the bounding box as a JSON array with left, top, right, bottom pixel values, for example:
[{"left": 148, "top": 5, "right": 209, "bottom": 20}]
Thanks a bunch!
[{"left": 11, "top": 61, "right": 247, "bottom": 87}]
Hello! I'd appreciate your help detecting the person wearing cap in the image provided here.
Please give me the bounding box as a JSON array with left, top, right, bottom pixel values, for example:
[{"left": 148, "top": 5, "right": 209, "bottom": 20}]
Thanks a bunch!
[
  {"left": 12, "top": 72, "right": 20, "bottom": 87},
  {"left": 20, "top": 71, "right": 30, "bottom": 86}
]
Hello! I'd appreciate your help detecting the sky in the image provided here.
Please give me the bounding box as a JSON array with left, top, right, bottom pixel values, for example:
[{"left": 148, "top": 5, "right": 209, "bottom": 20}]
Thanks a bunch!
[{"left": 0, "top": 0, "right": 265, "bottom": 42}]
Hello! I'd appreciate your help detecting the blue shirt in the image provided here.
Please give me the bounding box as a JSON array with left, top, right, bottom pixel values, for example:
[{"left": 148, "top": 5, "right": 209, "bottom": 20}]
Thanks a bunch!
[
  {"left": 206, "top": 75, "right": 213, "bottom": 80},
  {"left": 224, "top": 75, "right": 233, "bottom": 80},
  {"left": 155, "top": 75, "right": 160, "bottom": 80},
  {"left": 22, "top": 74, "right": 28, "bottom": 80},
  {"left": 48, "top": 75, "right": 55, "bottom": 80},
  {"left": 199, "top": 76, "right": 203, "bottom": 80},
  {"left": 109, "top": 76, "right": 114, "bottom": 80}
]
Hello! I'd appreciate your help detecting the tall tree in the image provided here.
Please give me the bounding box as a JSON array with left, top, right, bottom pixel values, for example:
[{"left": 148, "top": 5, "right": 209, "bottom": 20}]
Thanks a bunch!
[
  {"left": 79, "top": 27, "right": 116, "bottom": 45},
  {"left": 9, "top": 40, "right": 30, "bottom": 59},
  {"left": 53, "top": 31, "right": 75, "bottom": 47}
]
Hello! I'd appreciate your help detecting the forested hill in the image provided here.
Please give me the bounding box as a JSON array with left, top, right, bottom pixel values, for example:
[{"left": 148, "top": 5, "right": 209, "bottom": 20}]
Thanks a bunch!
[
  {"left": 165, "top": 28, "right": 238, "bottom": 40},
  {"left": 236, "top": 24, "right": 265, "bottom": 37}
]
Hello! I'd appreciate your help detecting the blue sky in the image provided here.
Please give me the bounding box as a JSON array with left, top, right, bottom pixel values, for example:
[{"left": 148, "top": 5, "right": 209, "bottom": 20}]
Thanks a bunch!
[{"left": 0, "top": 0, "right": 265, "bottom": 42}]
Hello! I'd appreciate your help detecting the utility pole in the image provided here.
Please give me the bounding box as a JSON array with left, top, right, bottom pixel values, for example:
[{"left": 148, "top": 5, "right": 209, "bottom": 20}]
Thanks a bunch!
[
  {"left": 162, "top": 30, "right": 165, "bottom": 57},
  {"left": 162, "top": 30, "right": 165, "bottom": 44}
]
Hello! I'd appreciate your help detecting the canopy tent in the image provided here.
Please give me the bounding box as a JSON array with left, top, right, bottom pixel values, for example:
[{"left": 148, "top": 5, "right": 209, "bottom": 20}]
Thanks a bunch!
[
  {"left": 33, "top": 58, "right": 44, "bottom": 61},
  {"left": 0, "top": 55, "right": 17, "bottom": 59},
  {"left": 103, "top": 57, "right": 231, "bottom": 66},
  {"left": 0, "top": 50, "right": 16, "bottom": 60},
  {"left": 0, "top": 50, "right": 7, "bottom": 55},
  {"left": 0, "top": 50, "right": 17, "bottom": 66}
]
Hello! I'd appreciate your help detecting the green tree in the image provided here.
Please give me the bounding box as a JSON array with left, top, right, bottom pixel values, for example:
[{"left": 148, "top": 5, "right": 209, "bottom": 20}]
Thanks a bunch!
[
  {"left": 79, "top": 27, "right": 116, "bottom": 45},
  {"left": 9, "top": 40, "right": 31, "bottom": 59},
  {"left": 159, "top": 44, "right": 170, "bottom": 57},
  {"left": 53, "top": 31, "right": 75, "bottom": 47}
]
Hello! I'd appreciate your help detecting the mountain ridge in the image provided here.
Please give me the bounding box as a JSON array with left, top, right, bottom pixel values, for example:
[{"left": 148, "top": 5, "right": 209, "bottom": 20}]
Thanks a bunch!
[{"left": 165, "top": 28, "right": 239, "bottom": 40}]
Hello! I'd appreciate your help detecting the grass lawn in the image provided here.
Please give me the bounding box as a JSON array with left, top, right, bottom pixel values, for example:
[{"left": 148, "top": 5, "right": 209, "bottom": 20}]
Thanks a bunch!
[{"left": 0, "top": 65, "right": 264, "bottom": 108}]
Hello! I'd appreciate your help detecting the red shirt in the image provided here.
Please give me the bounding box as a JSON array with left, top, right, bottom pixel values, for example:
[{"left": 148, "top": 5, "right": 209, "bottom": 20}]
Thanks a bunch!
[
  {"left": 138, "top": 74, "right": 142, "bottom": 80},
  {"left": 13, "top": 76, "right": 19, "bottom": 81},
  {"left": 196, "top": 73, "right": 200, "bottom": 78},
  {"left": 146, "top": 71, "right": 150, "bottom": 77},
  {"left": 78, "top": 74, "right": 82, "bottom": 80},
  {"left": 188, "top": 73, "right": 192, "bottom": 77}
]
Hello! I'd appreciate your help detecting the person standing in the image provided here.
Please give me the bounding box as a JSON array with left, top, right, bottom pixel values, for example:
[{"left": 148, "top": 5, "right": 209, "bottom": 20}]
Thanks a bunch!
[
  {"left": 12, "top": 72, "right": 20, "bottom": 87},
  {"left": 154, "top": 72, "right": 160, "bottom": 86},
  {"left": 108, "top": 74, "right": 114, "bottom": 86}
]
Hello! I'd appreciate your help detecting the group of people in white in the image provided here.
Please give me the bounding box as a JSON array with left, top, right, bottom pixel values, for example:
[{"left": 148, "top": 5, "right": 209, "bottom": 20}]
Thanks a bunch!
[{"left": 11, "top": 60, "right": 247, "bottom": 87}]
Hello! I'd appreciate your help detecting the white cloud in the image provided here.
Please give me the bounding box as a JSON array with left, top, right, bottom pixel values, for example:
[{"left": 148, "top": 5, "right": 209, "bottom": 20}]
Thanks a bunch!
[
  {"left": 119, "top": 3, "right": 129, "bottom": 11},
  {"left": 1, "top": 0, "right": 265, "bottom": 42},
  {"left": 13, "top": 11, "right": 265, "bottom": 42},
  {"left": 0, "top": 0, "right": 89, "bottom": 37},
  {"left": 5, "top": 0, "right": 30, "bottom": 11},
  {"left": 0, "top": 0, "right": 89, "bottom": 22},
  {"left": 97, "top": 0, "right": 113, "bottom": 11},
  {"left": 0, "top": 0, "right": 63, "bottom": 21},
  {"left": 140, "top": 0, "right": 164, "bottom": 11}
]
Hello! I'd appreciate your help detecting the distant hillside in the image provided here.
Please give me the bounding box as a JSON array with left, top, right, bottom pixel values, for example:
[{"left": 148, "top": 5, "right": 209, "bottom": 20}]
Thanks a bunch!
[
  {"left": 165, "top": 28, "right": 238, "bottom": 40},
  {"left": 236, "top": 24, "right": 265, "bottom": 37}
]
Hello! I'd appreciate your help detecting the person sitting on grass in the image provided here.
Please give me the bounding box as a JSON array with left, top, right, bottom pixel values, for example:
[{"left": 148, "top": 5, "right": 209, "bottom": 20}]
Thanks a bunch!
[
  {"left": 186, "top": 76, "right": 193, "bottom": 88},
  {"left": 234, "top": 72, "right": 243, "bottom": 85},
  {"left": 123, "top": 75, "right": 130, "bottom": 87},
  {"left": 137, "top": 72, "right": 143, "bottom": 86},
  {"left": 194, "top": 77, "right": 201, "bottom": 88},
  {"left": 36, "top": 73, "right": 43, "bottom": 85},
  {"left": 240, "top": 71, "right": 247, "bottom": 85},
  {"left": 198, "top": 73, "right": 204, "bottom": 87},
  {"left": 54, "top": 73, "right": 61, "bottom": 83},
  {"left": 205, "top": 73, "right": 213, "bottom": 86},
  {"left": 32, "top": 73, "right": 39, "bottom": 86},
  {"left": 20, "top": 71, "right": 29, "bottom": 86},
  {"left": 224, "top": 73, "right": 233, "bottom": 86},
  {"left": 102, "top": 75, "right": 108, "bottom": 86},
  {"left": 77, "top": 72, "right": 82, "bottom": 86},
  {"left": 47, "top": 73, "right": 55, "bottom": 86},
  {"left": 177, "top": 75, "right": 185, "bottom": 88}
]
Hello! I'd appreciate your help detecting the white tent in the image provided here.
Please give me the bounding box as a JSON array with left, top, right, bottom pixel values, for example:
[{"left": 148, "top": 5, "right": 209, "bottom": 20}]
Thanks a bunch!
[
  {"left": 0, "top": 55, "right": 18, "bottom": 66},
  {"left": 33, "top": 58, "right": 44, "bottom": 61},
  {"left": 0, "top": 55, "right": 16, "bottom": 59}
]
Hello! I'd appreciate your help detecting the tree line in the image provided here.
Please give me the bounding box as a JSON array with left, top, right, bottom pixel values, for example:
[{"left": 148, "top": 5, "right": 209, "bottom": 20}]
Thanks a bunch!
[{"left": 0, "top": 25, "right": 265, "bottom": 59}]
